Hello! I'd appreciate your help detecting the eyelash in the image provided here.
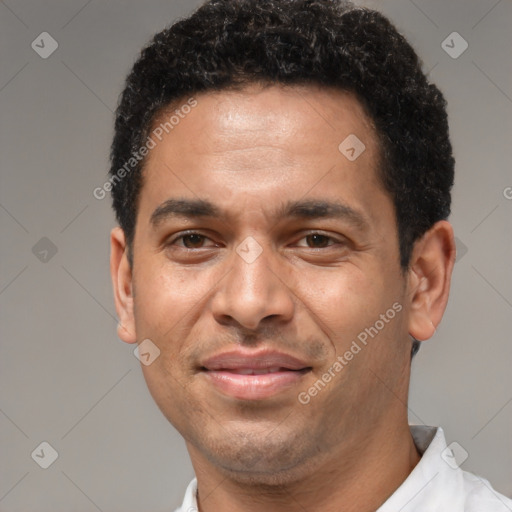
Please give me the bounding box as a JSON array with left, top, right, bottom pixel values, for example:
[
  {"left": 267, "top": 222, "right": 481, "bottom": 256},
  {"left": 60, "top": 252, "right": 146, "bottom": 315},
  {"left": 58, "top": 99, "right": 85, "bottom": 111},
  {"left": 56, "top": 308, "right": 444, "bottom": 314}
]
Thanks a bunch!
[{"left": 166, "top": 230, "right": 345, "bottom": 250}]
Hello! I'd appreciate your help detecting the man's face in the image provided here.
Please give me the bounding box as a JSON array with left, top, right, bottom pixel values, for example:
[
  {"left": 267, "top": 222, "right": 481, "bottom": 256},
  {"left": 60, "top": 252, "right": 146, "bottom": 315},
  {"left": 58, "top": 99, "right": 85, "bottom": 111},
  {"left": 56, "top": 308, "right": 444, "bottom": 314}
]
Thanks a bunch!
[{"left": 121, "top": 85, "right": 415, "bottom": 482}]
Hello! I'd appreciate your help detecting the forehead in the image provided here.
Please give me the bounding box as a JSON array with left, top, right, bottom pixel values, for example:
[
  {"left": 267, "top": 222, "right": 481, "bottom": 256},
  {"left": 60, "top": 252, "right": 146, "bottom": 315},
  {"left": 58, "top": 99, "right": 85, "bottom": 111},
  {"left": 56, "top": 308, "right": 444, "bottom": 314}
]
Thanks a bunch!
[
  {"left": 138, "top": 83, "right": 389, "bottom": 230},
  {"left": 150, "top": 83, "right": 378, "bottom": 164}
]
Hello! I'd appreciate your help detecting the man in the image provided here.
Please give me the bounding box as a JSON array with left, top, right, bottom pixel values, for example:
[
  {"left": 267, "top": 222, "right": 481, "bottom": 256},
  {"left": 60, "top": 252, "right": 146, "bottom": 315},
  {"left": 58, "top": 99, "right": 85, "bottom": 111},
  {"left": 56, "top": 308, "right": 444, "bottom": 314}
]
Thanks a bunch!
[{"left": 108, "top": 0, "right": 512, "bottom": 510}]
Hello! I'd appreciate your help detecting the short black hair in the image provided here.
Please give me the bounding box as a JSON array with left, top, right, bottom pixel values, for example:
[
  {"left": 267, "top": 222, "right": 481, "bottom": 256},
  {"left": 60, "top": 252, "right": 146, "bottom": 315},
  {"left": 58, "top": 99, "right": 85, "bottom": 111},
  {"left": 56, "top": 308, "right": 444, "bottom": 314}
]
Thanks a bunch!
[{"left": 109, "top": 0, "right": 454, "bottom": 271}]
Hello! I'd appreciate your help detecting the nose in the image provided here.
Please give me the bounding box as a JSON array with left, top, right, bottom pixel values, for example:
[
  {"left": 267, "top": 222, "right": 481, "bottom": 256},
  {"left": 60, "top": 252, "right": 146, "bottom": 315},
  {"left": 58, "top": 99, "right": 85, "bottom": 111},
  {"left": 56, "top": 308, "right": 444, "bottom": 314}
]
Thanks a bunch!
[{"left": 210, "top": 239, "right": 295, "bottom": 331}]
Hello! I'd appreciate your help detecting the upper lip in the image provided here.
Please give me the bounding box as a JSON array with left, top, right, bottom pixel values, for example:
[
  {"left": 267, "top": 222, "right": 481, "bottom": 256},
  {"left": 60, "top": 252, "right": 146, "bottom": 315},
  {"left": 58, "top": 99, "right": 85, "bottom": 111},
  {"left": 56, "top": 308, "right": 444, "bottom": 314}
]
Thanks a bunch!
[{"left": 201, "top": 349, "right": 311, "bottom": 371}]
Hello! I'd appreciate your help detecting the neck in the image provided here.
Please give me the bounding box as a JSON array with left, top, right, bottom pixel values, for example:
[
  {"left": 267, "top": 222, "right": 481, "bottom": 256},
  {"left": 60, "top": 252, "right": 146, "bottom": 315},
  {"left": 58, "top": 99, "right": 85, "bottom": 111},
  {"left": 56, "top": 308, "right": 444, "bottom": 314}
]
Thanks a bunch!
[{"left": 189, "top": 420, "right": 421, "bottom": 512}]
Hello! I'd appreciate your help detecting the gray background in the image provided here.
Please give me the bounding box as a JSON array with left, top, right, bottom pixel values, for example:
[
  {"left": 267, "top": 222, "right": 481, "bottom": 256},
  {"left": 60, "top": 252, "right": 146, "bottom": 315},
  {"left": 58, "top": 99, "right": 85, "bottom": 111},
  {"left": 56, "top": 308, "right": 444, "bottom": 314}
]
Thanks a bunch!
[{"left": 0, "top": 0, "right": 511, "bottom": 510}]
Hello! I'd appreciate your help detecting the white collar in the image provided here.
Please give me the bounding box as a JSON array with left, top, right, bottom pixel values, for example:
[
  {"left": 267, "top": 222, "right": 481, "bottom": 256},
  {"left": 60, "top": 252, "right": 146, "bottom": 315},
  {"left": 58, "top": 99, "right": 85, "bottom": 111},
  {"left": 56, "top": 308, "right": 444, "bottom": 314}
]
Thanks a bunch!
[{"left": 174, "top": 425, "right": 512, "bottom": 512}]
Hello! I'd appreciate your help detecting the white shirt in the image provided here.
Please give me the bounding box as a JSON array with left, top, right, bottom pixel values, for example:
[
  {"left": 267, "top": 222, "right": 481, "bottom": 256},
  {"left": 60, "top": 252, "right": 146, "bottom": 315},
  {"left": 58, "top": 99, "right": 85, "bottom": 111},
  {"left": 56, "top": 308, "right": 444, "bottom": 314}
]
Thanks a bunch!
[{"left": 173, "top": 425, "right": 512, "bottom": 511}]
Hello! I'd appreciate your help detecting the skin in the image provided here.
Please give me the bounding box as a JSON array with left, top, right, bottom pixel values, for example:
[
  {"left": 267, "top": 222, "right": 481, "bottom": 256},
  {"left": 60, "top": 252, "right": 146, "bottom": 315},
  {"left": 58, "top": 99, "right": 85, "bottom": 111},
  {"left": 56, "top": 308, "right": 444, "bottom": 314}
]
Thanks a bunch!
[{"left": 110, "top": 83, "right": 456, "bottom": 512}]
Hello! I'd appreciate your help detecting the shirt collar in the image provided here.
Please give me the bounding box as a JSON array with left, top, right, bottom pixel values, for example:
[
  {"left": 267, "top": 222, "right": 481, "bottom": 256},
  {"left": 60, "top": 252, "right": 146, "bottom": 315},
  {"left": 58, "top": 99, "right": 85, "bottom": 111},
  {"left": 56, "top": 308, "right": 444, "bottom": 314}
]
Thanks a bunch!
[
  {"left": 174, "top": 425, "right": 509, "bottom": 512},
  {"left": 376, "top": 425, "right": 464, "bottom": 511}
]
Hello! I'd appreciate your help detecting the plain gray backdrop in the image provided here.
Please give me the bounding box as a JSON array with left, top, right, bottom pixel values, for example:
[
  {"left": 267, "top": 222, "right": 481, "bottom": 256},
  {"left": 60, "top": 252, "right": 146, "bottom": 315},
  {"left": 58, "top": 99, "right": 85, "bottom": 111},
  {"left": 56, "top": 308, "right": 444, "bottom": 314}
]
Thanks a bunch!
[{"left": 1, "top": 0, "right": 511, "bottom": 510}]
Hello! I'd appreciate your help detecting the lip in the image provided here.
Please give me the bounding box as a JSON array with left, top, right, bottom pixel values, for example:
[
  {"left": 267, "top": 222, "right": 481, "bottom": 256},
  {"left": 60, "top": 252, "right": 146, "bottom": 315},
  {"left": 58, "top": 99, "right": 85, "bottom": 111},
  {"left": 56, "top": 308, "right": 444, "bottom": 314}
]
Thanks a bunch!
[{"left": 200, "top": 349, "right": 312, "bottom": 400}]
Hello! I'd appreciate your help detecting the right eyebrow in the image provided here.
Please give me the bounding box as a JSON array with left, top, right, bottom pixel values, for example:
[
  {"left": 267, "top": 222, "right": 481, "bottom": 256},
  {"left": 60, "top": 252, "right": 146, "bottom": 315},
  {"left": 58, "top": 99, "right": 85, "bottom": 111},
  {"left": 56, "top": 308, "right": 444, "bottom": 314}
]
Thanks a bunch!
[{"left": 149, "top": 198, "right": 221, "bottom": 228}]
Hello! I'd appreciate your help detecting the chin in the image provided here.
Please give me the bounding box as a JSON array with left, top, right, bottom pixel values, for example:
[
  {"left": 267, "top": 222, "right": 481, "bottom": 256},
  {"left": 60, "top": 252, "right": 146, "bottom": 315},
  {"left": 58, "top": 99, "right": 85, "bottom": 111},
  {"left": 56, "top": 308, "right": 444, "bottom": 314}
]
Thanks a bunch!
[
  {"left": 197, "top": 426, "right": 326, "bottom": 487},
  {"left": 214, "top": 450, "right": 325, "bottom": 488}
]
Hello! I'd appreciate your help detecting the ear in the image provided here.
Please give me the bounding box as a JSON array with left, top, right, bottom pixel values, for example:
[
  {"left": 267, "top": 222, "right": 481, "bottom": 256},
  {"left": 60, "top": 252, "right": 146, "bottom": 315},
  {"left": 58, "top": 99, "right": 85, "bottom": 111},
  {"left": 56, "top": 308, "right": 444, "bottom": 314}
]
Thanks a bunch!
[
  {"left": 407, "top": 220, "right": 456, "bottom": 342},
  {"left": 110, "top": 227, "right": 137, "bottom": 344}
]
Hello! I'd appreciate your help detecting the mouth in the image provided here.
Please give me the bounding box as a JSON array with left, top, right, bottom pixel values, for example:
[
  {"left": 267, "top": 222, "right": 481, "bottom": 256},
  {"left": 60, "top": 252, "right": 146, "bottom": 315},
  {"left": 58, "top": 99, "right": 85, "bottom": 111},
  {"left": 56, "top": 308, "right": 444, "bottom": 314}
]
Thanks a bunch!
[{"left": 199, "top": 350, "right": 313, "bottom": 400}]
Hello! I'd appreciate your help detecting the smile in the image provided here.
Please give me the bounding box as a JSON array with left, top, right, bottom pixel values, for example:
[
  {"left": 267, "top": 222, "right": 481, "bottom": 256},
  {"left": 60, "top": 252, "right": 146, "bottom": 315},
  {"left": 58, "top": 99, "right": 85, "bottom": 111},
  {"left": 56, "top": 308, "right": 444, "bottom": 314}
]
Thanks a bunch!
[{"left": 201, "top": 367, "right": 312, "bottom": 400}]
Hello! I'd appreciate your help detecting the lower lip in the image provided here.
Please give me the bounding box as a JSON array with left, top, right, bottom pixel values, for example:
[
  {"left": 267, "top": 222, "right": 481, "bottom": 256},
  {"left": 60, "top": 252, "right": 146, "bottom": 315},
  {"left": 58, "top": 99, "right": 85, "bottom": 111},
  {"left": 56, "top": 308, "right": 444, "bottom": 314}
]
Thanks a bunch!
[{"left": 202, "top": 369, "right": 310, "bottom": 400}]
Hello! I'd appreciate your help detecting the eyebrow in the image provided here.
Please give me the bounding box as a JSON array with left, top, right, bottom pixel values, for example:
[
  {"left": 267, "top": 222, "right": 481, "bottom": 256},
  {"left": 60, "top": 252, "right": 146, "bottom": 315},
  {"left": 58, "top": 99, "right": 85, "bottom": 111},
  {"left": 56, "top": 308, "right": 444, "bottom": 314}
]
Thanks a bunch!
[
  {"left": 149, "top": 197, "right": 370, "bottom": 231},
  {"left": 150, "top": 198, "right": 220, "bottom": 227},
  {"left": 277, "top": 199, "right": 370, "bottom": 231}
]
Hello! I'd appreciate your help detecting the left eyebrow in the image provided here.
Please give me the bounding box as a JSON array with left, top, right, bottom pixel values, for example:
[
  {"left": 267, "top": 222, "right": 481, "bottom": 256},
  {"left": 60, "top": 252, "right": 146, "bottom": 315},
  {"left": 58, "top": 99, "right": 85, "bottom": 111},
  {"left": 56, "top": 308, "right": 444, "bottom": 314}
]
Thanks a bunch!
[{"left": 275, "top": 198, "right": 370, "bottom": 232}]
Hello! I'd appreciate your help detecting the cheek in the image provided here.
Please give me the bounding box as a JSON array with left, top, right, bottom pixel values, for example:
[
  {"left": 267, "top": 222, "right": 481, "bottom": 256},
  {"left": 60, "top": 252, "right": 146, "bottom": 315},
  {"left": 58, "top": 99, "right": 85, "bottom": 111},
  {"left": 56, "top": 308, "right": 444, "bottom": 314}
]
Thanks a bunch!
[
  {"left": 134, "top": 261, "right": 208, "bottom": 334},
  {"left": 134, "top": 266, "right": 197, "bottom": 406},
  {"left": 296, "top": 265, "right": 387, "bottom": 339}
]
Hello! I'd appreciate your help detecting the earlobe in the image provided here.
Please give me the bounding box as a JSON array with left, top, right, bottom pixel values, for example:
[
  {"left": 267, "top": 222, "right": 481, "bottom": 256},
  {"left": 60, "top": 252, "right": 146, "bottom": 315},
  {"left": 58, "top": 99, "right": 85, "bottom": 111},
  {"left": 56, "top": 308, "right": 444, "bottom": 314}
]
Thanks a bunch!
[
  {"left": 110, "top": 227, "right": 137, "bottom": 344},
  {"left": 407, "top": 220, "right": 456, "bottom": 343}
]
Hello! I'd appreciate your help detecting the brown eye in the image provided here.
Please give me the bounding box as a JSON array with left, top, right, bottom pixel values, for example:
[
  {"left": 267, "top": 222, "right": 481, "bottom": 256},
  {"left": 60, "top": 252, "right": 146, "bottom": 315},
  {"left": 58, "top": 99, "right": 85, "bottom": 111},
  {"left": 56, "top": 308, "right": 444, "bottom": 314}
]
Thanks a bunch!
[
  {"left": 181, "top": 233, "right": 206, "bottom": 248},
  {"left": 305, "top": 233, "right": 332, "bottom": 248}
]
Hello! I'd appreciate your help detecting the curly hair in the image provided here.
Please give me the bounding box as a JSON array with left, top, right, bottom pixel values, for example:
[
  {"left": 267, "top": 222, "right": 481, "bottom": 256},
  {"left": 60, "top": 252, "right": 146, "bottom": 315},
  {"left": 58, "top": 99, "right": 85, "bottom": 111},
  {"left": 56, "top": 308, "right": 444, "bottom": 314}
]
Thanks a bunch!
[{"left": 109, "top": 0, "right": 454, "bottom": 274}]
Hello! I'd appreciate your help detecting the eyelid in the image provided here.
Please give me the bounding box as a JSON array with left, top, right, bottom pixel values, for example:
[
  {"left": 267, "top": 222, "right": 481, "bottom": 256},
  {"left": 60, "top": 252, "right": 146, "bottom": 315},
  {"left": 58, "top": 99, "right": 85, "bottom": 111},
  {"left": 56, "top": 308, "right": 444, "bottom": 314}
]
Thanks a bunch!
[
  {"left": 166, "top": 230, "right": 217, "bottom": 248},
  {"left": 292, "top": 230, "right": 346, "bottom": 247}
]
